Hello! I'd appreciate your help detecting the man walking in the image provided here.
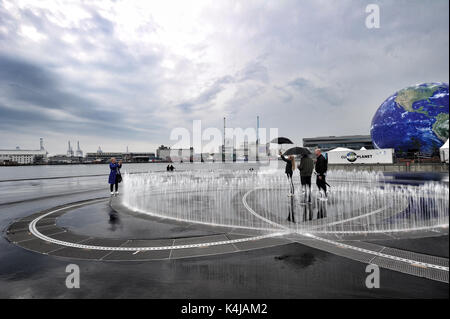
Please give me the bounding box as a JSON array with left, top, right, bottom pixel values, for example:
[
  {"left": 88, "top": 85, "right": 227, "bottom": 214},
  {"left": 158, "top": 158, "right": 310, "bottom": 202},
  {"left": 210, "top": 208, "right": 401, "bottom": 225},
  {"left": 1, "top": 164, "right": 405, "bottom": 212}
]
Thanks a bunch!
[{"left": 314, "top": 148, "right": 328, "bottom": 200}]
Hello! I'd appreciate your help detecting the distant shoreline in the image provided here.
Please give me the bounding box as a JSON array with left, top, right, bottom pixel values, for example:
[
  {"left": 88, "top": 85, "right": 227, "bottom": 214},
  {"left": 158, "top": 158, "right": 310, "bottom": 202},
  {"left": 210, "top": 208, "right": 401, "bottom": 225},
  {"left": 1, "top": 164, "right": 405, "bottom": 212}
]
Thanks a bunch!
[{"left": 0, "top": 161, "right": 172, "bottom": 167}]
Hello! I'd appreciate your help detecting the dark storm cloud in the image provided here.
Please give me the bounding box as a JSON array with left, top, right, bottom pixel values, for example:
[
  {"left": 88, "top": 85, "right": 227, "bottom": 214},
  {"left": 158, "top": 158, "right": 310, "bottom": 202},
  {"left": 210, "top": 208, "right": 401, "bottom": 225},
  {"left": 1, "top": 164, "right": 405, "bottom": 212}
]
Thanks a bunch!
[
  {"left": 237, "top": 61, "right": 269, "bottom": 83},
  {"left": 175, "top": 60, "right": 270, "bottom": 114},
  {"left": 0, "top": 54, "right": 118, "bottom": 122},
  {"left": 86, "top": 10, "right": 115, "bottom": 35},
  {"left": 287, "top": 77, "right": 344, "bottom": 107},
  {"left": 175, "top": 75, "right": 235, "bottom": 112},
  {"left": 0, "top": 54, "right": 161, "bottom": 139},
  {"left": 0, "top": 0, "right": 448, "bottom": 153}
]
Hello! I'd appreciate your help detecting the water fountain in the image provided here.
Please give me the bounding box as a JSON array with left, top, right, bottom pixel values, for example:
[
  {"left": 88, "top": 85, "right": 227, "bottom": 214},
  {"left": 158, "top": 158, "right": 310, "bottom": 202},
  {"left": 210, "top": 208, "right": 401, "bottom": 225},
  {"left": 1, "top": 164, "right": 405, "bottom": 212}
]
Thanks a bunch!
[
  {"left": 122, "top": 169, "right": 449, "bottom": 237},
  {"left": 6, "top": 167, "right": 448, "bottom": 280}
]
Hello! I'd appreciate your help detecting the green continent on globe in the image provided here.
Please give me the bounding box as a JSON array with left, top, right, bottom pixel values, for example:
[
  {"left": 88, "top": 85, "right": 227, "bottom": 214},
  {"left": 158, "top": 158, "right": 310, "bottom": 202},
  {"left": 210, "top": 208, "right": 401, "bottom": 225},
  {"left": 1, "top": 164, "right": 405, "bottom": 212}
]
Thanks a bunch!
[
  {"left": 395, "top": 84, "right": 441, "bottom": 113},
  {"left": 432, "top": 112, "right": 449, "bottom": 141},
  {"left": 371, "top": 82, "right": 449, "bottom": 154}
]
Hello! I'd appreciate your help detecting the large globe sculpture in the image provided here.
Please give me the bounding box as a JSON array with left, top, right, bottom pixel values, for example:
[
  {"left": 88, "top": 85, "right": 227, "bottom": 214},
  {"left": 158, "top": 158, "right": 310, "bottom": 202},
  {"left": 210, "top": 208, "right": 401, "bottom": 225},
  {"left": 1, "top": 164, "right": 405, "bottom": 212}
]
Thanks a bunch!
[{"left": 371, "top": 83, "right": 449, "bottom": 154}]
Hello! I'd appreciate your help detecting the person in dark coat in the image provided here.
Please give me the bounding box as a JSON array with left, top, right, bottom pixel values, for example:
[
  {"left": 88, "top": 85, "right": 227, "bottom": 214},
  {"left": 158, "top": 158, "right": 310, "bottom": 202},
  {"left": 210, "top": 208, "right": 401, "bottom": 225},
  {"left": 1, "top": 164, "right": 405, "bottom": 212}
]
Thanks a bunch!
[
  {"left": 279, "top": 151, "right": 296, "bottom": 196},
  {"left": 109, "top": 158, "right": 122, "bottom": 195},
  {"left": 314, "top": 149, "right": 328, "bottom": 199},
  {"left": 298, "top": 153, "right": 314, "bottom": 202}
]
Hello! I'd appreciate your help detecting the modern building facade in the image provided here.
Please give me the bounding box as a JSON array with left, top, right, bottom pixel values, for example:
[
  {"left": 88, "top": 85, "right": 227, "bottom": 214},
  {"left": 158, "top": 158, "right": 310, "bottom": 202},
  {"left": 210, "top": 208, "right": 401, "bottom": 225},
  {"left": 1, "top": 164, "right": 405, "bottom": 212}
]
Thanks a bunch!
[{"left": 302, "top": 135, "right": 373, "bottom": 152}]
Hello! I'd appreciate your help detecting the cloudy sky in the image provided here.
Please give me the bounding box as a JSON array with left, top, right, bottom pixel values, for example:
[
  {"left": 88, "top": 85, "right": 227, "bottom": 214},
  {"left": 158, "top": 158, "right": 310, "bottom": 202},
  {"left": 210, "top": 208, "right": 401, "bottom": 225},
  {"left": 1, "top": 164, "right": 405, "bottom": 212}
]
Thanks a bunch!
[{"left": 0, "top": 0, "right": 448, "bottom": 155}]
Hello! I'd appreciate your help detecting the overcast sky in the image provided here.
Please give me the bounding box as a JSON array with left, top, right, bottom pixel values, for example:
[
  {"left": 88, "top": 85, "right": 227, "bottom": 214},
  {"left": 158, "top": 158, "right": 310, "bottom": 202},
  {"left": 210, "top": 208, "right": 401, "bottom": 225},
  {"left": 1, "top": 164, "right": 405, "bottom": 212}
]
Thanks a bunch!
[{"left": 0, "top": 0, "right": 448, "bottom": 155}]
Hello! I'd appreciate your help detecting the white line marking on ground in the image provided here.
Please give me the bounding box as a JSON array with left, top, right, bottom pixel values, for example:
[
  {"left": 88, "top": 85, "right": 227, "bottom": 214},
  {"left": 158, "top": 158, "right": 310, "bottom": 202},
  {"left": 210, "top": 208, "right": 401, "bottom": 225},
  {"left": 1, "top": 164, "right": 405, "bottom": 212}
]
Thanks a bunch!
[
  {"left": 242, "top": 188, "right": 449, "bottom": 273},
  {"left": 28, "top": 199, "right": 287, "bottom": 251}
]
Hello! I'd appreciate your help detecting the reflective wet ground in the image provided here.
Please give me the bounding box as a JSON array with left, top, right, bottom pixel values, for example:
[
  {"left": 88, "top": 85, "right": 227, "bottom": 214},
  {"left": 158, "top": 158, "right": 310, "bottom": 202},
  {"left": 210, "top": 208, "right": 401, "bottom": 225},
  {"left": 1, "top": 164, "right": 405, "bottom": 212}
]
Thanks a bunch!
[
  {"left": 0, "top": 164, "right": 448, "bottom": 298},
  {"left": 57, "top": 201, "right": 223, "bottom": 240}
]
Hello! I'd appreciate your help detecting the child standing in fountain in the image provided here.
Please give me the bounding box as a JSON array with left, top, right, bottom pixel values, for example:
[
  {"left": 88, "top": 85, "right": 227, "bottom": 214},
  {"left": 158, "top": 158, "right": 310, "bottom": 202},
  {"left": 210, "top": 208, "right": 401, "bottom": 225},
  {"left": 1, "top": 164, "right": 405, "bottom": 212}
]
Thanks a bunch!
[
  {"left": 109, "top": 157, "right": 122, "bottom": 196},
  {"left": 280, "top": 151, "right": 296, "bottom": 196}
]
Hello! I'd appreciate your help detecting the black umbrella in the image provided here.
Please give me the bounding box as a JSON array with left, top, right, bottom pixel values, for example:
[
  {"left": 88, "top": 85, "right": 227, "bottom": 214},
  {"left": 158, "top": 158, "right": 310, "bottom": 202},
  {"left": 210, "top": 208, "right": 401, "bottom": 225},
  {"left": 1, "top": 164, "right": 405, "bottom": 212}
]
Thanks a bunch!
[
  {"left": 270, "top": 137, "right": 294, "bottom": 145},
  {"left": 283, "top": 147, "right": 311, "bottom": 156}
]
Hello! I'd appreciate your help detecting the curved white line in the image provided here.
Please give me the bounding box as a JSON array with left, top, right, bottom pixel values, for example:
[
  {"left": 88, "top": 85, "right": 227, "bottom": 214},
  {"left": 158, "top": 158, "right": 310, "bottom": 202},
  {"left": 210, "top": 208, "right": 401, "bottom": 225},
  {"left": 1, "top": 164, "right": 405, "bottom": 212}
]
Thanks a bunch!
[
  {"left": 242, "top": 188, "right": 449, "bottom": 273},
  {"left": 242, "top": 188, "right": 448, "bottom": 234},
  {"left": 242, "top": 187, "right": 288, "bottom": 230},
  {"left": 127, "top": 204, "right": 279, "bottom": 232},
  {"left": 28, "top": 199, "right": 288, "bottom": 251},
  {"left": 25, "top": 192, "right": 450, "bottom": 272},
  {"left": 311, "top": 225, "right": 449, "bottom": 234}
]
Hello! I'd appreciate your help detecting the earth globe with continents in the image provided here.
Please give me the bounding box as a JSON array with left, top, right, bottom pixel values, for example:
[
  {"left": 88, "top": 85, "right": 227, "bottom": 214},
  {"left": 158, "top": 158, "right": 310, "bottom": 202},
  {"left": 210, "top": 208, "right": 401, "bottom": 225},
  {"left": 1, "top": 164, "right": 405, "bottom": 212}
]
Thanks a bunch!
[{"left": 371, "top": 83, "right": 449, "bottom": 154}]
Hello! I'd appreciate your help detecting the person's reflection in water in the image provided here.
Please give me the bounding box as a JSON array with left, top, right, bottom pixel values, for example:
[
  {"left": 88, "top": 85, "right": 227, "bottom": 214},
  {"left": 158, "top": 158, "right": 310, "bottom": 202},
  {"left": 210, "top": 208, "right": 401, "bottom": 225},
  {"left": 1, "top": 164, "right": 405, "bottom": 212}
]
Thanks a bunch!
[
  {"left": 317, "top": 200, "right": 327, "bottom": 219},
  {"left": 303, "top": 203, "right": 313, "bottom": 222},
  {"left": 287, "top": 195, "right": 296, "bottom": 223},
  {"left": 108, "top": 209, "right": 121, "bottom": 232}
]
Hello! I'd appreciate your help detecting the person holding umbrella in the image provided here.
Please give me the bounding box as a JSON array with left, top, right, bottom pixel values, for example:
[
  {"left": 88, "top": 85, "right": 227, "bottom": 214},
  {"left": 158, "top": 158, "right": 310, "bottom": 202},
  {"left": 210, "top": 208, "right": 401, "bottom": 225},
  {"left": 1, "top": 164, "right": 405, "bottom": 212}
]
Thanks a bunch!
[
  {"left": 270, "top": 137, "right": 294, "bottom": 155},
  {"left": 279, "top": 151, "right": 296, "bottom": 196}
]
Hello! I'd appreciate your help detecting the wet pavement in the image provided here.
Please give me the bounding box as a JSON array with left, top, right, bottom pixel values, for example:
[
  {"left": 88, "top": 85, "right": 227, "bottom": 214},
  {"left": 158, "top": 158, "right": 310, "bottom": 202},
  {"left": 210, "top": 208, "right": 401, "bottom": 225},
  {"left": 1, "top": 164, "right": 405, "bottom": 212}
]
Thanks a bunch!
[
  {"left": 0, "top": 169, "right": 448, "bottom": 298},
  {"left": 57, "top": 201, "right": 223, "bottom": 240}
]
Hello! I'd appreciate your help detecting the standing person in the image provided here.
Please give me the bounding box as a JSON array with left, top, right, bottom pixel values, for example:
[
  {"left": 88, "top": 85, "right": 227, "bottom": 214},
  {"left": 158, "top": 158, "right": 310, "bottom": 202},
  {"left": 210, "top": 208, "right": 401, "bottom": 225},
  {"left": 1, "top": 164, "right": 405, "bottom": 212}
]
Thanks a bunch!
[
  {"left": 108, "top": 158, "right": 122, "bottom": 196},
  {"left": 279, "top": 151, "right": 296, "bottom": 196},
  {"left": 314, "top": 148, "right": 328, "bottom": 200},
  {"left": 298, "top": 153, "right": 314, "bottom": 202}
]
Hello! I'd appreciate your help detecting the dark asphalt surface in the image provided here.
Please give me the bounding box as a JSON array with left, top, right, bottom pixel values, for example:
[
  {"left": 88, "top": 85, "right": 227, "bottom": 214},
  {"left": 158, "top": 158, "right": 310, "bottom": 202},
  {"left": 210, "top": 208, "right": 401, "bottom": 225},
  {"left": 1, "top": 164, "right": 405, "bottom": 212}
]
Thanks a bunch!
[
  {"left": 0, "top": 174, "right": 448, "bottom": 298},
  {"left": 57, "top": 201, "right": 223, "bottom": 240}
]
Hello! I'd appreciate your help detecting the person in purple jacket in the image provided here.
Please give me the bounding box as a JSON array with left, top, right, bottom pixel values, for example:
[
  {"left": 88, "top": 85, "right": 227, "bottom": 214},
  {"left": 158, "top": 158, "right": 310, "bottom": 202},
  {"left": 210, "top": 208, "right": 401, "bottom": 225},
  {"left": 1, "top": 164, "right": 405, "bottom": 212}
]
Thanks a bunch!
[{"left": 108, "top": 158, "right": 122, "bottom": 196}]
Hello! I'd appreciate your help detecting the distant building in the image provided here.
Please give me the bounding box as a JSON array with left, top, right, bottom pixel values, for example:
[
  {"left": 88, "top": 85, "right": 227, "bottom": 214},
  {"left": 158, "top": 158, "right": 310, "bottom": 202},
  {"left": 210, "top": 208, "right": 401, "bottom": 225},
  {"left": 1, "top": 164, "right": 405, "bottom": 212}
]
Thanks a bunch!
[
  {"left": 123, "top": 152, "right": 156, "bottom": 163},
  {"left": 0, "top": 139, "right": 47, "bottom": 165},
  {"left": 302, "top": 135, "right": 373, "bottom": 152},
  {"left": 84, "top": 151, "right": 156, "bottom": 163},
  {"left": 157, "top": 145, "right": 171, "bottom": 161},
  {"left": 75, "top": 141, "right": 83, "bottom": 157},
  {"left": 234, "top": 141, "right": 270, "bottom": 162},
  {"left": 170, "top": 148, "right": 194, "bottom": 162},
  {"left": 48, "top": 154, "right": 83, "bottom": 164},
  {"left": 67, "top": 141, "right": 74, "bottom": 157},
  {"left": 0, "top": 148, "right": 47, "bottom": 164},
  {"left": 222, "top": 145, "right": 234, "bottom": 162},
  {"left": 59, "top": 140, "right": 83, "bottom": 162},
  {"left": 85, "top": 152, "right": 124, "bottom": 163},
  {"left": 156, "top": 145, "right": 195, "bottom": 162}
]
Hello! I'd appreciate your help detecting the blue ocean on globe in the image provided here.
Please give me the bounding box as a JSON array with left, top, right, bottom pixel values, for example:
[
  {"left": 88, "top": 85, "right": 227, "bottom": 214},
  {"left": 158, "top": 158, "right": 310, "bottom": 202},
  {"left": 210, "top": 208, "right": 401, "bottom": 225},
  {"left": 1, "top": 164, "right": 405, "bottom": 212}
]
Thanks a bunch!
[{"left": 371, "top": 83, "right": 449, "bottom": 154}]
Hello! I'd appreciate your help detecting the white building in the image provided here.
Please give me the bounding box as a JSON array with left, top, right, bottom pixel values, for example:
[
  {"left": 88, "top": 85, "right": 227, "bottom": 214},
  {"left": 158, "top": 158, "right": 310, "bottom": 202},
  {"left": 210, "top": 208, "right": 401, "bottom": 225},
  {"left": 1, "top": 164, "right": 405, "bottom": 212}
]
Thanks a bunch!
[
  {"left": 0, "top": 149, "right": 47, "bottom": 164},
  {"left": 156, "top": 145, "right": 171, "bottom": 161},
  {"left": 326, "top": 148, "right": 394, "bottom": 165}
]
